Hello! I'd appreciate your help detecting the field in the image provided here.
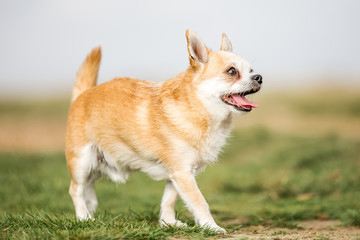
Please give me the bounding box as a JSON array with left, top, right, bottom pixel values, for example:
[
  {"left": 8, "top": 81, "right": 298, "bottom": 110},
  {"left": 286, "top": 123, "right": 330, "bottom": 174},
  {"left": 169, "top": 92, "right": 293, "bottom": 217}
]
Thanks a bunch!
[{"left": 0, "top": 89, "right": 360, "bottom": 239}]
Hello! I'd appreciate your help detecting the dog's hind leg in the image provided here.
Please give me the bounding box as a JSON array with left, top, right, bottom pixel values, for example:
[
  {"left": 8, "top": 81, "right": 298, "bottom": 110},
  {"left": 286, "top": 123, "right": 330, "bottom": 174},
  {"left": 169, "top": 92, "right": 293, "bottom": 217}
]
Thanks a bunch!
[
  {"left": 68, "top": 144, "right": 97, "bottom": 220},
  {"left": 69, "top": 180, "right": 91, "bottom": 220},
  {"left": 159, "top": 180, "right": 187, "bottom": 227},
  {"left": 84, "top": 174, "right": 99, "bottom": 217}
]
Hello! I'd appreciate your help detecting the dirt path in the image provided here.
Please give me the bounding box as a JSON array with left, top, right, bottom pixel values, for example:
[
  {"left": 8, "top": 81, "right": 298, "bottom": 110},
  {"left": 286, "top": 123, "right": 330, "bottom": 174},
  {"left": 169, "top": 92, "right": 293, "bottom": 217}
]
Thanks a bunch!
[
  {"left": 0, "top": 118, "right": 65, "bottom": 152},
  {"left": 228, "top": 220, "right": 360, "bottom": 240}
]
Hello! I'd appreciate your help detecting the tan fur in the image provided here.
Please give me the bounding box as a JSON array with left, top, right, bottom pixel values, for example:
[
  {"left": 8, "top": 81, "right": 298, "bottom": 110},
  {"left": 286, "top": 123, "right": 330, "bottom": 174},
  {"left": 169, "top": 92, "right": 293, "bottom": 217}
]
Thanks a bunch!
[
  {"left": 67, "top": 67, "right": 211, "bottom": 174},
  {"left": 71, "top": 46, "right": 101, "bottom": 103},
  {"left": 66, "top": 30, "right": 262, "bottom": 233}
]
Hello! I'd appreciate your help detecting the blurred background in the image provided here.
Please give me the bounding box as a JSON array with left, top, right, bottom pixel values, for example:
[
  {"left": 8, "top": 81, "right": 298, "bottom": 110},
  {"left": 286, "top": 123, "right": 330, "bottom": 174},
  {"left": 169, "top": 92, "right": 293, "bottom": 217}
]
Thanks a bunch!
[
  {"left": 0, "top": 0, "right": 359, "bottom": 152},
  {"left": 0, "top": 0, "right": 359, "bottom": 237}
]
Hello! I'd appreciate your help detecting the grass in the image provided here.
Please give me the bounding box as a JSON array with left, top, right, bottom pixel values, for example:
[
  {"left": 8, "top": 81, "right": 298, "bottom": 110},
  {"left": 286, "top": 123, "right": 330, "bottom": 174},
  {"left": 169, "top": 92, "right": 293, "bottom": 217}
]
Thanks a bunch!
[
  {"left": 0, "top": 98, "right": 69, "bottom": 119},
  {"left": 0, "top": 152, "right": 220, "bottom": 239},
  {"left": 1, "top": 211, "right": 220, "bottom": 240},
  {"left": 0, "top": 128, "right": 359, "bottom": 239},
  {"left": 0, "top": 89, "right": 360, "bottom": 239}
]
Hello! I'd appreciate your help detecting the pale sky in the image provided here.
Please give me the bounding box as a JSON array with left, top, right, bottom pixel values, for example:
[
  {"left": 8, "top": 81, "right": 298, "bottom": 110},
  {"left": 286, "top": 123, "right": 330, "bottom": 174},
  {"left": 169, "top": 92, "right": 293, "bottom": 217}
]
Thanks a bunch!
[{"left": 0, "top": 0, "right": 359, "bottom": 97}]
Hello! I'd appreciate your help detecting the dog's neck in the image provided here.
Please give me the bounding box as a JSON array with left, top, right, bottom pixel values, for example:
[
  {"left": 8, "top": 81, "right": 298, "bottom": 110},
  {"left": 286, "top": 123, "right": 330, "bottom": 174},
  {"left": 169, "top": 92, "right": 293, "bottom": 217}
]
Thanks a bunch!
[{"left": 157, "top": 69, "right": 234, "bottom": 141}]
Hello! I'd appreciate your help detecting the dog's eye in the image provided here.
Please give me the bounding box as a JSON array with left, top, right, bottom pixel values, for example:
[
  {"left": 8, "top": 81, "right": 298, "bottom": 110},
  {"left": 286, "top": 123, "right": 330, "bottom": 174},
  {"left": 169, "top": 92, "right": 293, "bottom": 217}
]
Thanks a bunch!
[
  {"left": 249, "top": 68, "right": 254, "bottom": 73},
  {"left": 227, "top": 67, "right": 237, "bottom": 76}
]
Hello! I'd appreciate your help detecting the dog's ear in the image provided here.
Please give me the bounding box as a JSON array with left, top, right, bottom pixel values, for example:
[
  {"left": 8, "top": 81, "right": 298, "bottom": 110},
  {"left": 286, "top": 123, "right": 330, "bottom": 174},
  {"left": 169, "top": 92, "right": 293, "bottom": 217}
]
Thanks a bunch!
[
  {"left": 220, "top": 33, "right": 232, "bottom": 52},
  {"left": 186, "top": 30, "right": 208, "bottom": 67}
]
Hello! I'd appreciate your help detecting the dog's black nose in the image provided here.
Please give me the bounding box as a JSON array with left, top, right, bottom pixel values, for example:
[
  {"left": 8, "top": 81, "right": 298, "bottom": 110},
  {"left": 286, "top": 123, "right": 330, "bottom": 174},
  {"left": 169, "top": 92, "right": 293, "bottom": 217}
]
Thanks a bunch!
[{"left": 251, "top": 74, "right": 262, "bottom": 84}]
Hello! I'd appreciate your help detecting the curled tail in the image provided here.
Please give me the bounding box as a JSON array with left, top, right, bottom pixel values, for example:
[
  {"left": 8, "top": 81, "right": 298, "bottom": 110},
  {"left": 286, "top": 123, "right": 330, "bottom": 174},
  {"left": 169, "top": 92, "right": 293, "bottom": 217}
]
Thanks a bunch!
[{"left": 71, "top": 46, "right": 102, "bottom": 103}]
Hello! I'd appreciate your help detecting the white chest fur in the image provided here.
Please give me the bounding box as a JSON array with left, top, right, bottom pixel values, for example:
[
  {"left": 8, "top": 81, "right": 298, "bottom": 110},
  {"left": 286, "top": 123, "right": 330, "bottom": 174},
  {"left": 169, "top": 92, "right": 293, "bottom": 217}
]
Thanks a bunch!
[{"left": 193, "top": 116, "right": 233, "bottom": 175}]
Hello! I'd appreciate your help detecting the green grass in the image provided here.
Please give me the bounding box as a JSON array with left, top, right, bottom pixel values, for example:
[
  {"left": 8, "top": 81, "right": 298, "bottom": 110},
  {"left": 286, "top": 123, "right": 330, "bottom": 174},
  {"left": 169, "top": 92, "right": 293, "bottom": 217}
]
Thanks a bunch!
[
  {"left": 264, "top": 90, "right": 360, "bottom": 118},
  {"left": 0, "top": 126, "right": 360, "bottom": 239},
  {"left": 1, "top": 211, "right": 220, "bottom": 240},
  {"left": 0, "top": 98, "right": 69, "bottom": 119}
]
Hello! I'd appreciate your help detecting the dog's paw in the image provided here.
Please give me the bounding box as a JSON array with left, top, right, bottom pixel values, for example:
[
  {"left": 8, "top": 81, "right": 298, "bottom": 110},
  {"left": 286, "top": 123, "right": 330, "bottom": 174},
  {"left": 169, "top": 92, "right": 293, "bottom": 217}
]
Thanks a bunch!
[
  {"left": 202, "top": 223, "right": 227, "bottom": 234},
  {"left": 76, "top": 210, "right": 94, "bottom": 221},
  {"left": 213, "top": 226, "right": 226, "bottom": 234},
  {"left": 159, "top": 219, "right": 188, "bottom": 228},
  {"left": 77, "top": 214, "right": 94, "bottom": 221}
]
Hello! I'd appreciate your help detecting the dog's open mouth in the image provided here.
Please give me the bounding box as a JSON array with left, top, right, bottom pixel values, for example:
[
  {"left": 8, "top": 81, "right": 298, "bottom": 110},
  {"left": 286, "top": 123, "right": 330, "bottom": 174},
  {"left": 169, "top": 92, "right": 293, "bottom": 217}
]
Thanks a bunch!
[{"left": 221, "top": 89, "right": 259, "bottom": 112}]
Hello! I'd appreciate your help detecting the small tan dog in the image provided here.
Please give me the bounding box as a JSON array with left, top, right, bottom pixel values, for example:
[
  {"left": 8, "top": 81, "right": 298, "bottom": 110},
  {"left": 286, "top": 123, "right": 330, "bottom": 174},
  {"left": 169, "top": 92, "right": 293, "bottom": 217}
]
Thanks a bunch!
[{"left": 66, "top": 30, "right": 262, "bottom": 233}]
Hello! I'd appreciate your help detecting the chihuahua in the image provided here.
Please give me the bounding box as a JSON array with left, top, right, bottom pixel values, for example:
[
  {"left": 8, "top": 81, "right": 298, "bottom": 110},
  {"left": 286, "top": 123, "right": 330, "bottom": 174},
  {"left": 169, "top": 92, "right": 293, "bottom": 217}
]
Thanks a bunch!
[{"left": 66, "top": 30, "right": 262, "bottom": 233}]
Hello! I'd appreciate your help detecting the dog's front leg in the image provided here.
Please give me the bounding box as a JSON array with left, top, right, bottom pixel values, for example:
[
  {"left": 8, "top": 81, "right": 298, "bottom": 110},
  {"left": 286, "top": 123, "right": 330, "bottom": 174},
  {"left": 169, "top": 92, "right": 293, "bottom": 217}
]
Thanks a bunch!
[
  {"left": 169, "top": 171, "right": 226, "bottom": 233},
  {"left": 159, "top": 180, "right": 188, "bottom": 227}
]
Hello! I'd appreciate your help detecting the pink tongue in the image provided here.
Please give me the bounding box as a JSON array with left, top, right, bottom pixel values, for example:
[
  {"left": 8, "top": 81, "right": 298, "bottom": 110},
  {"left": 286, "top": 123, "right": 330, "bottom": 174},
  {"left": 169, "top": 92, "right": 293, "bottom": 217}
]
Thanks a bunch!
[{"left": 231, "top": 94, "right": 259, "bottom": 108}]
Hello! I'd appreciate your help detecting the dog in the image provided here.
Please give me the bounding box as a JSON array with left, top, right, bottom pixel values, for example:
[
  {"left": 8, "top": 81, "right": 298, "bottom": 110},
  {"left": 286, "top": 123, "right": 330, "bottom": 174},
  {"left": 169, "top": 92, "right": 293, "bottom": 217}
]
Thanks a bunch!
[{"left": 66, "top": 30, "right": 262, "bottom": 233}]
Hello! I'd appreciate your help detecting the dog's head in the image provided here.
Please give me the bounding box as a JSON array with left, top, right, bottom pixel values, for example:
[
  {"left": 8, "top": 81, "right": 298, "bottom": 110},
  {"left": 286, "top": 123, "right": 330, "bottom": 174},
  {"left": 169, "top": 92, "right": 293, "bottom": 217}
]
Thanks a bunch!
[{"left": 186, "top": 30, "right": 262, "bottom": 117}]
